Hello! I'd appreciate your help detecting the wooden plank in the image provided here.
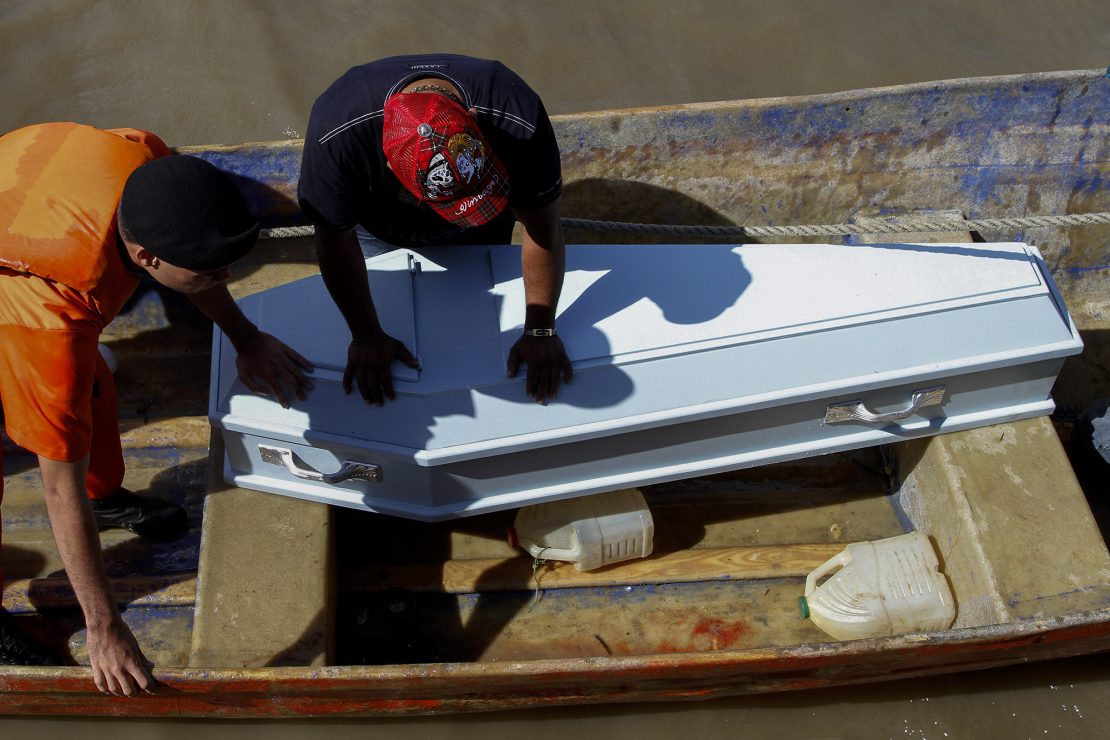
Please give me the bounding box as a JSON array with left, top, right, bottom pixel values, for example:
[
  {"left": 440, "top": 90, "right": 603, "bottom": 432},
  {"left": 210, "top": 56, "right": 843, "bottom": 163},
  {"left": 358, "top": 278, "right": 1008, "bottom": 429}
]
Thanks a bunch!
[
  {"left": 2, "top": 574, "right": 197, "bottom": 612},
  {"left": 341, "top": 543, "right": 848, "bottom": 594},
  {"left": 189, "top": 448, "right": 334, "bottom": 668},
  {"left": 1, "top": 607, "right": 1109, "bottom": 718},
  {"left": 895, "top": 416, "right": 1110, "bottom": 626}
]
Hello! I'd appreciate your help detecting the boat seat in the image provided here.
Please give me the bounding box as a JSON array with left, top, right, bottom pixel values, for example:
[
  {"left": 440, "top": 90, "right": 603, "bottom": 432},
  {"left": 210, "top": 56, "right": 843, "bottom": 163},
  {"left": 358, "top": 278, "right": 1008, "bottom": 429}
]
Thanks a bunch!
[
  {"left": 860, "top": 213, "right": 1109, "bottom": 625},
  {"left": 188, "top": 431, "right": 332, "bottom": 668},
  {"left": 895, "top": 415, "right": 1110, "bottom": 627}
]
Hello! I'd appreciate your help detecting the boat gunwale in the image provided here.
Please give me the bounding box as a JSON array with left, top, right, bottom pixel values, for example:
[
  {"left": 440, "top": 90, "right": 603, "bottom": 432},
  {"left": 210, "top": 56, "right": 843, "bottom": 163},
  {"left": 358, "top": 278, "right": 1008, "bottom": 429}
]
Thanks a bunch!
[
  {"left": 555, "top": 68, "right": 1110, "bottom": 118},
  {"left": 2, "top": 605, "right": 1108, "bottom": 689},
  {"left": 175, "top": 67, "right": 1110, "bottom": 154}
]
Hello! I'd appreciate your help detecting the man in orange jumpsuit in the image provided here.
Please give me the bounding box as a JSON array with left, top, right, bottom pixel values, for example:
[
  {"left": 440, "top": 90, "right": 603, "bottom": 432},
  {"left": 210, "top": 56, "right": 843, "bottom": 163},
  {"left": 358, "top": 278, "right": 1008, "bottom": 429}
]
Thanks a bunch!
[{"left": 0, "top": 123, "right": 312, "bottom": 695}]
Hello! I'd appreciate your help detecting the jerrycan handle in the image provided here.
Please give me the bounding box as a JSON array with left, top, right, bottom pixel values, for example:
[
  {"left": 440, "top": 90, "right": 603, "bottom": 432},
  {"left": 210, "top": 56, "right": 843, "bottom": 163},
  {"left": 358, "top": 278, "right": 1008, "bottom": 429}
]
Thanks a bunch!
[
  {"left": 527, "top": 544, "right": 582, "bottom": 562},
  {"left": 804, "top": 549, "right": 854, "bottom": 597},
  {"left": 509, "top": 530, "right": 583, "bottom": 562}
]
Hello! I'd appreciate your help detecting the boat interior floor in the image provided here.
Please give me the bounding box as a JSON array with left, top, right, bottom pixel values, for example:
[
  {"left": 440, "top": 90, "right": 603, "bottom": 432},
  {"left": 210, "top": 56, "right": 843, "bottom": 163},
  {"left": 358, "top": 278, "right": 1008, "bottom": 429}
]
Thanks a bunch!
[{"left": 4, "top": 412, "right": 1108, "bottom": 670}]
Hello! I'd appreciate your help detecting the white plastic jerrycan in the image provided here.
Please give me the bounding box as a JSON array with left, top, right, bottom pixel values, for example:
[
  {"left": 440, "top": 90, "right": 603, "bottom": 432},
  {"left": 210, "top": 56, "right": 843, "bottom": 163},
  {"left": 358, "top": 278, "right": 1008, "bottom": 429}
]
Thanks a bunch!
[
  {"left": 509, "top": 489, "right": 654, "bottom": 571},
  {"left": 799, "top": 531, "right": 956, "bottom": 641}
]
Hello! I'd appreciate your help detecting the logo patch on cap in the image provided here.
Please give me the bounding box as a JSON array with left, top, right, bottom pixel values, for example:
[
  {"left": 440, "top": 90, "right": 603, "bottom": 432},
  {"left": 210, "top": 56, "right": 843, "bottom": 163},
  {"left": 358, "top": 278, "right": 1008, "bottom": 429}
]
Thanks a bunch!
[
  {"left": 423, "top": 152, "right": 457, "bottom": 199},
  {"left": 419, "top": 132, "right": 491, "bottom": 201},
  {"left": 447, "top": 133, "right": 486, "bottom": 185}
]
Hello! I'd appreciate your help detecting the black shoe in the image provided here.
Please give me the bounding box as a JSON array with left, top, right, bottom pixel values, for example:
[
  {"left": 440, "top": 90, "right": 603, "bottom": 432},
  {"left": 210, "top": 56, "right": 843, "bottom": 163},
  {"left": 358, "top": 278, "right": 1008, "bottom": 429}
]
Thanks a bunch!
[
  {"left": 90, "top": 487, "right": 188, "bottom": 540},
  {"left": 0, "top": 606, "right": 62, "bottom": 666}
]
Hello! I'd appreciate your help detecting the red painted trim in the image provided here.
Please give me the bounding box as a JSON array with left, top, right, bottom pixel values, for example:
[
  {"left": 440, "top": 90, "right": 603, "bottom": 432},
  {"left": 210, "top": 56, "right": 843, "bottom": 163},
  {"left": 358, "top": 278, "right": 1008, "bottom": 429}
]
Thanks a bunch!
[{"left": 2, "top": 609, "right": 1108, "bottom": 717}]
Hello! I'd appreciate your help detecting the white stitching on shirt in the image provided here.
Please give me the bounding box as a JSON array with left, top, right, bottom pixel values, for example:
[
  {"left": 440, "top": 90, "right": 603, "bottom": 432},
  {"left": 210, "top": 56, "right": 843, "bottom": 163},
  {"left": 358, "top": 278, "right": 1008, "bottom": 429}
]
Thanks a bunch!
[
  {"left": 317, "top": 73, "right": 538, "bottom": 145},
  {"left": 318, "top": 110, "right": 384, "bottom": 144},
  {"left": 471, "top": 105, "right": 535, "bottom": 134}
]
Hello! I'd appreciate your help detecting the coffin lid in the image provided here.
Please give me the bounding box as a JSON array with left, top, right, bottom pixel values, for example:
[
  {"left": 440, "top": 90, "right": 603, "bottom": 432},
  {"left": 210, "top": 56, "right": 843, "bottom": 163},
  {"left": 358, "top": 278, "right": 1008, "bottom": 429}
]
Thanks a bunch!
[{"left": 211, "top": 242, "right": 1080, "bottom": 465}]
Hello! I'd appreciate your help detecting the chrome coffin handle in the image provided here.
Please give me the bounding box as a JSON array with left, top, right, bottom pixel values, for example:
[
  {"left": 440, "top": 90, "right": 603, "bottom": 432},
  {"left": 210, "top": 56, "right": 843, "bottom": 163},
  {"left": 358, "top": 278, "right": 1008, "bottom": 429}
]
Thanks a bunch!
[
  {"left": 258, "top": 445, "right": 383, "bottom": 484},
  {"left": 823, "top": 387, "right": 947, "bottom": 425}
]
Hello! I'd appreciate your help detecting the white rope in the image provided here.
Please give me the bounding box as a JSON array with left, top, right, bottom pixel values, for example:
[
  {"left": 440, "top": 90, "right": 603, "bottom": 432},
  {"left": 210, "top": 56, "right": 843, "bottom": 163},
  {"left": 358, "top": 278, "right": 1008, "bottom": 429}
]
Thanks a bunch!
[
  {"left": 260, "top": 224, "right": 316, "bottom": 239},
  {"left": 259, "top": 211, "right": 1110, "bottom": 241}
]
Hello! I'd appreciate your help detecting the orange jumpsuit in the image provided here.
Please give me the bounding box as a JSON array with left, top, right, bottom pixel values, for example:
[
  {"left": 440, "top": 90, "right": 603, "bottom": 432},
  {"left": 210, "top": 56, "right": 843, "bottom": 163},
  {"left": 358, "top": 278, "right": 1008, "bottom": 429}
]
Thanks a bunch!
[{"left": 0, "top": 123, "right": 170, "bottom": 573}]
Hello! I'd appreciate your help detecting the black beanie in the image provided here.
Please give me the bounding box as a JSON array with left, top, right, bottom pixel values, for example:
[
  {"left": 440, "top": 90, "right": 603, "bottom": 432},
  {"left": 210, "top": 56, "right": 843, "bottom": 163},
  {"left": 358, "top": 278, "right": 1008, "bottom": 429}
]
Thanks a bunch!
[{"left": 118, "top": 155, "right": 261, "bottom": 270}]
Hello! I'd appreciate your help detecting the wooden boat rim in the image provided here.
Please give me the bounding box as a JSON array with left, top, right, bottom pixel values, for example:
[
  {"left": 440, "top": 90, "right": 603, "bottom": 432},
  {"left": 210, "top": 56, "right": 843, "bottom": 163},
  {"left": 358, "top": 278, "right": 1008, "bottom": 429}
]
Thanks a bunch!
[
  {"left": 2, "top": 606, "right": 1107, "bottom": 685},
  {"left": 552, "top": 67, "right": 1110, "bottom": 118},
  {"left": 175, "top": 67, "right": 1109, "bottom": 154}
]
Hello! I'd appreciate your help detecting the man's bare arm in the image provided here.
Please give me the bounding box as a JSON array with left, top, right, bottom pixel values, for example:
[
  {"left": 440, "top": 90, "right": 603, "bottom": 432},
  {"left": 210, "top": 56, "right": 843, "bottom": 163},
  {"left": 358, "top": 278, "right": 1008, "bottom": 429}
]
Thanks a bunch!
[
  {"left": 507, "top": 197, "right": 573, "bottom": 402},
  {"left": 188, "top": 284, "right": 313, "bottom": 408},
  {"left": 38, "top": 455, "right": 154, "bottom": 696},
  {"left": 314, "top": 225, "right": 417, "bottom": 405}
]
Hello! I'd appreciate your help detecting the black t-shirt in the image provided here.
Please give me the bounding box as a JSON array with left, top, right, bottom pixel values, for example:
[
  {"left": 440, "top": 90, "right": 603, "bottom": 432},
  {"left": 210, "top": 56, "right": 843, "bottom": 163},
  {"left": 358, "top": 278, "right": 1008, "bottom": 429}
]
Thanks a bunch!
[{"left": 298, "top": 54, "right": 563, "bottom": 248}]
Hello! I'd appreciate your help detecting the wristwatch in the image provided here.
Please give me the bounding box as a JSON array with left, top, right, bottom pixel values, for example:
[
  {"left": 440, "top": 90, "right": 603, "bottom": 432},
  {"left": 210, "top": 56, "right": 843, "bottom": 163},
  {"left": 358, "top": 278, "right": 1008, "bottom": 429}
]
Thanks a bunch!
[{"left": 522, "top": 328, "right": 557, "bottom": 337}]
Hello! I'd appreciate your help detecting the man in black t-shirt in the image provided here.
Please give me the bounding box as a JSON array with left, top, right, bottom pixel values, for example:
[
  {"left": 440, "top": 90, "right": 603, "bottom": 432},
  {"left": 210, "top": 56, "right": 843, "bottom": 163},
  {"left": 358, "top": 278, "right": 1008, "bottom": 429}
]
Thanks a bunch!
[{"left": 299, "top": 54, "right": 571, "bottom": 405}]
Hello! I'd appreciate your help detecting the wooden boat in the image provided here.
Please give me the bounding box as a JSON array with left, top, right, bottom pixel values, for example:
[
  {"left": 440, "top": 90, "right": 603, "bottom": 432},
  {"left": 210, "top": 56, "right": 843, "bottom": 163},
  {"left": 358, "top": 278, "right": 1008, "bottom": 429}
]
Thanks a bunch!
[{"left": 1, "top": 68, "right": 1108, "bottom": 717}]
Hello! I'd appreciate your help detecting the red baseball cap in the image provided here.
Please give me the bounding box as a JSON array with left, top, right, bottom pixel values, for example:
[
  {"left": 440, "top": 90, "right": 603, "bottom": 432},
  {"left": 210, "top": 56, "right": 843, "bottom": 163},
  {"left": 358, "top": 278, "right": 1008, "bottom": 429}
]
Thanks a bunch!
[{"left": 382, "top": 92, "right": 510, "bottom": 228}]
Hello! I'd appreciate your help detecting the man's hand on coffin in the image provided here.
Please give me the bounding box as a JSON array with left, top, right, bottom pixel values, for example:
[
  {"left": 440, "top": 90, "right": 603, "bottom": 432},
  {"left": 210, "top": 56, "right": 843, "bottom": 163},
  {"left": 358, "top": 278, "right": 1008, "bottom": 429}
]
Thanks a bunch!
[
  {"left": 345, "top": 332, "right": 420, "bottom": 405},
  {"left": 507, "top": 334, "right": 573, "bottom": 403},
  {"left": 235, "top": 331, "right": 315, "bottom": 408}
]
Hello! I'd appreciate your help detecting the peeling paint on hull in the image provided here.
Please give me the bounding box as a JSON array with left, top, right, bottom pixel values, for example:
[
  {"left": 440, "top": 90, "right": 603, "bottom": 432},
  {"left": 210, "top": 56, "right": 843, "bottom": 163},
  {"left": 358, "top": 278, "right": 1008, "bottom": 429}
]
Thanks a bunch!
[{"left": 1, "top": 610, "right": 1108, "bottom": 717}]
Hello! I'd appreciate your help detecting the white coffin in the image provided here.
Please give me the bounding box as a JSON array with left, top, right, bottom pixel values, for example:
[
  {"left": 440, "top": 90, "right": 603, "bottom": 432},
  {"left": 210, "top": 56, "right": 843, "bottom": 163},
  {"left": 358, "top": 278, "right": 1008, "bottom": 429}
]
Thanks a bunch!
[{"left": 210, "top": 242, "right": 1082, "bottom": 521}]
